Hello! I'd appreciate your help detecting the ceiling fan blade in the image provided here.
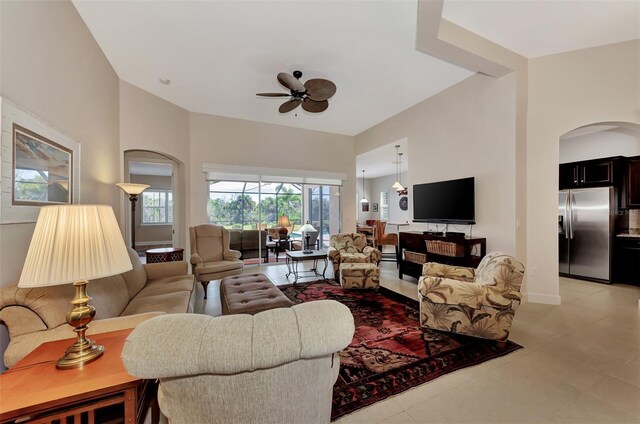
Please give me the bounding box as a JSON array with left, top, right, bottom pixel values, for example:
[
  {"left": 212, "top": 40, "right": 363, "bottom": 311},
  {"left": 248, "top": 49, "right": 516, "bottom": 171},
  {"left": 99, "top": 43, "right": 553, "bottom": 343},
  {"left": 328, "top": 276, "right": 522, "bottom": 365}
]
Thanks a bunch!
[
  {"left": 256, "top": 93, "right": 290, "bottom": 97},
  {"left": 277, "top": 72, "right": 305, "bottom": 92},
  {"left": 301, "top": 98, "right": 329, "bottom": 113},
  {"left": 304, "top": 79, "right": 337, "bottom": 101},
  {"left": 279, "top": 100, "right": 301, "bottom": 113}
]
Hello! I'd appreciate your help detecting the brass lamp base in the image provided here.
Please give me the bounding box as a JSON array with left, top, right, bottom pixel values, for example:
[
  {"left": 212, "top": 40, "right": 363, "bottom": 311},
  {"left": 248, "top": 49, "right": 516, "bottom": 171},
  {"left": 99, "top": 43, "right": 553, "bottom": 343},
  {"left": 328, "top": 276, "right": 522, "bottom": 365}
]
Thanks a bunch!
[
  {"left": 57, "top": 280, "right": 104, "bottom": 370},
  {"left": 57, "top": 338, "right": 104, "bottom": 369}
]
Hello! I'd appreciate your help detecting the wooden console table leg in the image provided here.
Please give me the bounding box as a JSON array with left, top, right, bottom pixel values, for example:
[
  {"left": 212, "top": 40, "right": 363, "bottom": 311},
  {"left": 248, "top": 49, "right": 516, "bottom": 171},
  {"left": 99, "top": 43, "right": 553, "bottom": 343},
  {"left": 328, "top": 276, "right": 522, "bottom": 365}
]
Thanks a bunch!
[{"left": 124, "top": 387, "right": 136, "bottom": 423}]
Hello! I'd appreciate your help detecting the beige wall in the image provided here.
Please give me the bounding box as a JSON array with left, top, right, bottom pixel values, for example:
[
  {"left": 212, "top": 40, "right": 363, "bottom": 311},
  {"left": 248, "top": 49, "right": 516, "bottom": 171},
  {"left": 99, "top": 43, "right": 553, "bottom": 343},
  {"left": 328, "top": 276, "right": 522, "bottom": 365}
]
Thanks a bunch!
[
  {"left": 356, "top": 73, "right": 517, "bottom": 255},
  {"left": 188, "top": 112, "right": 357, "bottom": 232},
  {"left": 526, "top": 40, "right": 640, "bottom": 304},
  {"left": 119, "top": 81, "right": 190, "bottom": 249},
  {"left": 0, "top": 0, "right": 120, "bottom": 369}
]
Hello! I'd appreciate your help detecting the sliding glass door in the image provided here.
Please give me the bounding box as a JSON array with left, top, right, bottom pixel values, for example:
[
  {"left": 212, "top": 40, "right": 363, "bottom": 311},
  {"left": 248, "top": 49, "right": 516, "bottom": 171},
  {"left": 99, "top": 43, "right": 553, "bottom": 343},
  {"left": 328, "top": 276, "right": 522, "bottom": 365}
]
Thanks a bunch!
[
  {"left": 307, "top": 185, "right": 340, "bottom": 248},
  {"left": 207, "top": 180, "right": 305, "bottom": 265}
]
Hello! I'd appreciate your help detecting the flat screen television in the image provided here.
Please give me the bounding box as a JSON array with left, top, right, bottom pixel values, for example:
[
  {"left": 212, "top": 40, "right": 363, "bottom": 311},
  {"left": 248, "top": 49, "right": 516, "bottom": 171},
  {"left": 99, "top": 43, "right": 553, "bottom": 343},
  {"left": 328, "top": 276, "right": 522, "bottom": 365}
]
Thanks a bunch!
[{"left": 413, "top": 177, "right": 475, "bottom": 224}]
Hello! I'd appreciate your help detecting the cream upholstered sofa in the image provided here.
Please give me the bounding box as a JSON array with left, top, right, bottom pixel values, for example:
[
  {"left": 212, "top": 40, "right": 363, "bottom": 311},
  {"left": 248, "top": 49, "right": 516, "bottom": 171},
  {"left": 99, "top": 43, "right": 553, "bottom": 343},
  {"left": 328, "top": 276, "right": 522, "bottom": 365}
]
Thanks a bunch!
[
  {"left": 189, "top": 224, "right": 244, "bottom": 298},
  {"left": 417, "top": 252, "right": 525, "bottom": 342},
  {"left": 327, "top": 233, "right": 382, "bottom": 279},
  {"left": 122, "top": 300, "right": 355, "bottom": 424},
  {"left": 0, "top": 248, "right": 196, "bottom": 368}
]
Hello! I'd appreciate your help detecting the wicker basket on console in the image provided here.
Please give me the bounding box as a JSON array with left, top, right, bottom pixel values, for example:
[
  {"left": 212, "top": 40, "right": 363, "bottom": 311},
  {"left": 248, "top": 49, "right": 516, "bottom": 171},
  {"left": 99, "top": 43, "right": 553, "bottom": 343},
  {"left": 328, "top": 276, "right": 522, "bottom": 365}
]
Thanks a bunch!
[
  {"left": 403, "top": 250, "right": 427, "bottom": 264},
  {"left": 426, "top": 240, "right": 465, "bottom": 257}
]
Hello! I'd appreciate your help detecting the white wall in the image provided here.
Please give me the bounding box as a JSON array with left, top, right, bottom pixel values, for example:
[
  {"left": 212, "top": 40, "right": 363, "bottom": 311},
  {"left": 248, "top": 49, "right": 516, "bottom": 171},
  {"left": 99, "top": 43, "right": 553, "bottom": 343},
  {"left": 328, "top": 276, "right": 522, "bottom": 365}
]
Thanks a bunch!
[
  {"left": 526, "top": 40, "right": 640, "bottom": 304},
  {"left": 560, "top": 127, "right": 640, "bottom": 163},
  {"left": 356, "top": 73, "right": 517, "bottom": 255},
  {"left": 188, "top": 112, "right": 357, "bottom": 234},
  {"left": 0, "top": 0, "right": 120, "bottom": 369}
]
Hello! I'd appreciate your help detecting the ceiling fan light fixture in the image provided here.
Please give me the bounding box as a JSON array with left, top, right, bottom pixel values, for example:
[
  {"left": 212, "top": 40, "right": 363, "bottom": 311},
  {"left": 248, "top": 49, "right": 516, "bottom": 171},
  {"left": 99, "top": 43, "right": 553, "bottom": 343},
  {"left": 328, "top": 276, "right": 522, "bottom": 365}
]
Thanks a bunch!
[{"left": 257, "top": 70, "right": 336, "bottom": 114}]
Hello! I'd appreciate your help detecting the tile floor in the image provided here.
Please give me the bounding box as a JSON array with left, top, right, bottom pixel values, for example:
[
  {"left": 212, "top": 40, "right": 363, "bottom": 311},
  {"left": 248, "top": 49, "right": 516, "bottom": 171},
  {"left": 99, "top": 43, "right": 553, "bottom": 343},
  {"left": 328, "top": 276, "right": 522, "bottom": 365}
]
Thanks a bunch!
[{"left": 196, "top": 258, "right": 640, "bottom": 424}]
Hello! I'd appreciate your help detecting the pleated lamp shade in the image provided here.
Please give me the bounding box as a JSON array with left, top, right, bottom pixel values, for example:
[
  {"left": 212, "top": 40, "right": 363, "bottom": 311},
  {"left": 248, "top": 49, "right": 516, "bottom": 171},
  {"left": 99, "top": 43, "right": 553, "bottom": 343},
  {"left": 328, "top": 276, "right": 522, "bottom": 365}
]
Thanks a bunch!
[{"left": 18, "top": 205, "right": 133, "bottom": 287}]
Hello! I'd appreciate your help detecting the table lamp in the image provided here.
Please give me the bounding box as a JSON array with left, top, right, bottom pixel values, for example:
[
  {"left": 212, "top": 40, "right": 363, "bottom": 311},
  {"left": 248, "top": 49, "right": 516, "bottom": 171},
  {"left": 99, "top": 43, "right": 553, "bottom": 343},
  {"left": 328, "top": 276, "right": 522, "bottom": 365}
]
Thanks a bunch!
[
  {"left": 299, "top": 221, "right": 317, "bottom": 254},
  {"left": 18, "top": 205, "right": 133, "bottom": 369},
  {"left": 277, "top": 214, "right": 291, "bottom": 239},
  {"left": 116, "top": 183, "right": 150, "bottom": 249}
]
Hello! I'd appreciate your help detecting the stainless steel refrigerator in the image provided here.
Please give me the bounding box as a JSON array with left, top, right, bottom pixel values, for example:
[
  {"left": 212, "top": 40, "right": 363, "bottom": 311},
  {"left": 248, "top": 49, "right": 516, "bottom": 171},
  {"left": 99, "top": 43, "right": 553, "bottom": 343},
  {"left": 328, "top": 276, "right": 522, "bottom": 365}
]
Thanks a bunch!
[{"left": 558, "top": 187, "right": 614, "bottom": 282}]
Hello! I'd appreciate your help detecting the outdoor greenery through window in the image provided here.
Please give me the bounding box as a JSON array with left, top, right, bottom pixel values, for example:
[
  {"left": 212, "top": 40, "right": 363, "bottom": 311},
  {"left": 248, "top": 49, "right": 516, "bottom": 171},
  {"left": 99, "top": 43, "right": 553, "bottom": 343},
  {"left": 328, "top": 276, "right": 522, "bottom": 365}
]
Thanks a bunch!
[
  {"left": 14, "top": 169, "right": 50, "bottom": 202},
  {"left": 142, "top": 190, "right": 173, "bottom": 224},
  {"left": 207, "top": 181, "right": 302, "bottom": 229}
]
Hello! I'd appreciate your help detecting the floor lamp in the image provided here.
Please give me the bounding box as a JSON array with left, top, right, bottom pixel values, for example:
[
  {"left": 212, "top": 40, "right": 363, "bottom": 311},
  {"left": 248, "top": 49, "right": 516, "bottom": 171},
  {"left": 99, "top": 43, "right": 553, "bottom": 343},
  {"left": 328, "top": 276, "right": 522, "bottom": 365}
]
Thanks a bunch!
[{"left": 116, "top": 183, "right": 150, "bottom": 249}]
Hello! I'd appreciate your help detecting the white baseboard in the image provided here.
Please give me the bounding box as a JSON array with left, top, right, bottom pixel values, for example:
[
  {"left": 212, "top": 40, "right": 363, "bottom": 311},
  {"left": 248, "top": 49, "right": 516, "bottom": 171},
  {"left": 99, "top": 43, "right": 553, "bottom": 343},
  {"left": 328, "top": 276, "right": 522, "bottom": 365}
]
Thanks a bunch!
[{"left": 526, "top": 292, "right": 561, "bottom": 305}]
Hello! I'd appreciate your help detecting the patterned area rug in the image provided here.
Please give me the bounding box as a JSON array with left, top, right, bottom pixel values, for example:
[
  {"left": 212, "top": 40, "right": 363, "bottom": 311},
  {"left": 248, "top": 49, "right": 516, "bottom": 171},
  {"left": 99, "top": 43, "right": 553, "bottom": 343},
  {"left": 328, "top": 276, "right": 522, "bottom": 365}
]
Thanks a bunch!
[{"left": 280, "top": 281, "right": 523, "bottom": 421}]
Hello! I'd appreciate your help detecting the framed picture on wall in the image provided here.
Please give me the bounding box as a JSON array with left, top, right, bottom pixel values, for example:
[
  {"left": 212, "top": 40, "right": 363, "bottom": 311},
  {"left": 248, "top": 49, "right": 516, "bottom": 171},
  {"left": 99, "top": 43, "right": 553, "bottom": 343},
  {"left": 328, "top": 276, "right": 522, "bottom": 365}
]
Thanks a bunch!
[
  {"left": 12, "top": 124, "right": 73, "bottom": 206},
  {"left": 1, "top": 98, "right": 80, "bottom": 224},
  {"left": 373, "top": 203, "right": 379, "bottom": 212},
  {"left": 361, "top": 202, "right": 369, "bottom": 212}
]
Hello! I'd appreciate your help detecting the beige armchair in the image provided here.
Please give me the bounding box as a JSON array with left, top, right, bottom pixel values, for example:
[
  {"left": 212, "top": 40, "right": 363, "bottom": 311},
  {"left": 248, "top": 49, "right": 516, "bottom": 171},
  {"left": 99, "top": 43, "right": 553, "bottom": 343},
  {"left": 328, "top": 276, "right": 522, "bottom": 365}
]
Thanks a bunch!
[
  {"left": 189, "top": 225, "right": 244, "bottom": 299},
  {"left": 327, "top": 233, "right": 381, "bottom": 280},
  {"left": 417, "top": 252, "right": 525, "bottom": 343},
  {"left": 121, "top": 300, "right": 355, "bottom": 424}
]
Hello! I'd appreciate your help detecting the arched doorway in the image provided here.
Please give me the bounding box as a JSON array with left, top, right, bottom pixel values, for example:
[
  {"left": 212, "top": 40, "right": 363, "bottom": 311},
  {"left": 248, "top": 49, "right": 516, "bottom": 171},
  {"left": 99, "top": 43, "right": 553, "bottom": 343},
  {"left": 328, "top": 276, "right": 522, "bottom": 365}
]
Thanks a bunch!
[
  {"left": 123, "top": 150, "right": 184, "bottom": 255},
  {"left": 558, "top": 122, "right": 640, "bottom": 284}
]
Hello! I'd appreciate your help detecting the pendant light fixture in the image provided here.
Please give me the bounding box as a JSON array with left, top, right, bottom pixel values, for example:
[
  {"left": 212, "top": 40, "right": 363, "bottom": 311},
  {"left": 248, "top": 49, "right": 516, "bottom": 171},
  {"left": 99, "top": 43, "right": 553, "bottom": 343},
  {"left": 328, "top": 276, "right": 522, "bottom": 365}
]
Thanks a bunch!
[
  {"left": 392, "top": 145, "right": 403, "bottom": 191},
  {"left": 392, "top": 145, "right": 406, "bottom": 193},
  {"left": 360, "top": 169, "right": 368, "bottom": 203}
]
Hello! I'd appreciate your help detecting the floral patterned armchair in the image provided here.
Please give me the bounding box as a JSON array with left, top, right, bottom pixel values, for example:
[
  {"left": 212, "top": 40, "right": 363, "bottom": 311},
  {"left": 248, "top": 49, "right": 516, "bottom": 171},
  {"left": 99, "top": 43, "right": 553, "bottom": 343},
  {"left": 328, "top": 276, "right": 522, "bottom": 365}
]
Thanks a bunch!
[
  {"left": 328, "top": 233, "right": 382, "bottom": 279},
  {"left": 417, "top": 252, "right": 525, "bottom": 342}
]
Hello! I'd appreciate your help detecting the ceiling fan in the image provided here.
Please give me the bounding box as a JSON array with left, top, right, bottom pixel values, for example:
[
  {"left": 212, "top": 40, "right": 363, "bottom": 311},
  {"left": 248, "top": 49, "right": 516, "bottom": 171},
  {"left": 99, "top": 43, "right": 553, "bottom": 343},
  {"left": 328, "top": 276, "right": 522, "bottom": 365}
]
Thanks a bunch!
[{"left": 257, "top": 70, "right": 336, "bottom": 113}]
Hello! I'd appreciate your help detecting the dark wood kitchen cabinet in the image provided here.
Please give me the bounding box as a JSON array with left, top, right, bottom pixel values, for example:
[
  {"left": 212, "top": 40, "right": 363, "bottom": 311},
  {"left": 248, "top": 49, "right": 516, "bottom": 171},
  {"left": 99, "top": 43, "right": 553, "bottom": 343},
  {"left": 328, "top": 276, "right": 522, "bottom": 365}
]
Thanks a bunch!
[
  {"left": 559, "top": 157, "right": 622, "bottom": 189},
  {"left": 613, "top": 237, "right": 640, "bottom": 285},
  {"left": 626, "top": 156, "right": 640, "bottom": 208}
]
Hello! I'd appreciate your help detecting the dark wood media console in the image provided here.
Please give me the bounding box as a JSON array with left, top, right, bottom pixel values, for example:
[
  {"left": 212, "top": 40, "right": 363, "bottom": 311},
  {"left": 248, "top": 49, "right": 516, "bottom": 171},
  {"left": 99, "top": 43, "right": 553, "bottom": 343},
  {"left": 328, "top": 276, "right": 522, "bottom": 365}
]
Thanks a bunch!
[{"left": 399, "top": 232, "right": 487, "bottom": 279}]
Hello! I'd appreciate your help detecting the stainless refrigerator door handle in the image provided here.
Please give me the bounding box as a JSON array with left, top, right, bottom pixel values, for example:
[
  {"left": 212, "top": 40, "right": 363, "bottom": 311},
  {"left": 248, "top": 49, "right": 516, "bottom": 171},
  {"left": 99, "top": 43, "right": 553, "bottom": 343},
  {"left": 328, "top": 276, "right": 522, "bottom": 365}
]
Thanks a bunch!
[
  {"left": 564, "top": 193, "right": 570, "bottom": 239},
  {"left": 569, "top": 193, "right": 574, "bottom": 240}
]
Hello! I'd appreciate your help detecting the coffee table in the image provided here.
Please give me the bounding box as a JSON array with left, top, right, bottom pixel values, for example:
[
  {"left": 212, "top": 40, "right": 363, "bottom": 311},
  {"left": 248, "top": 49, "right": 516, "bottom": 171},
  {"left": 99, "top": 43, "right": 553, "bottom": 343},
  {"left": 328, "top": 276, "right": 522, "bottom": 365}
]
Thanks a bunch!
[{"left": 285, "top": 250, "right": 328, "bottom": 283}]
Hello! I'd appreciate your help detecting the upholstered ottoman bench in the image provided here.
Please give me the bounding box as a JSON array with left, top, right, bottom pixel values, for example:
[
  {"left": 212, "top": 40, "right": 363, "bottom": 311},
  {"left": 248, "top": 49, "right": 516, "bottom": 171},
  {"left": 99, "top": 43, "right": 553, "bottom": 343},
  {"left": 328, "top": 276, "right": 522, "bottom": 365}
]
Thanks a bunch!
[
  {"left": 220, "top": 273, "right": 293, "bottom": 315},
  {"left": 339, "top": 263, "right": 380, "bottom": 290}
]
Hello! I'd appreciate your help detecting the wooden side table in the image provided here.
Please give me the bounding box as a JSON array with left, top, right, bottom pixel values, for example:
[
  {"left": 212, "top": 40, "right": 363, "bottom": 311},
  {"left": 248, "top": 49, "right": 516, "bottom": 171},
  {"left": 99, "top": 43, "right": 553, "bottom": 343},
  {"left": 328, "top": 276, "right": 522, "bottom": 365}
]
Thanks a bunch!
[
  {"left": 0, "top": 329, "right": 158, "bottom": 424},
  {"left": 145, "top": 247, "right": 184, "bottom": 263}
]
